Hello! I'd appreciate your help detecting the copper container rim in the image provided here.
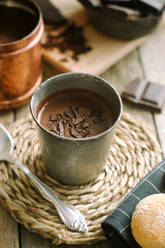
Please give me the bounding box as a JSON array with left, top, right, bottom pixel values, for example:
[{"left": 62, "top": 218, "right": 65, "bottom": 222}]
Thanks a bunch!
[{"left": 0, "top": 0, "right": 43, "bottom": 51}]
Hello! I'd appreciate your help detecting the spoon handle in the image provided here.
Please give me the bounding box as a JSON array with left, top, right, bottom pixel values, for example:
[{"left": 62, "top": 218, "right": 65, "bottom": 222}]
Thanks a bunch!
[{"left": 6, "top": 156, "right": 88, "bottom": 232}]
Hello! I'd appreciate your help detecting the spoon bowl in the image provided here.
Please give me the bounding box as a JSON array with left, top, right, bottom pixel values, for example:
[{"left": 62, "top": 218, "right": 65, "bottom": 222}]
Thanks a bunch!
[
  {"left": 0, "top": 124, "right": 14, "bottom": 158},
  {"left": 0, "top": 124, "right": 88, "bottom": 233}
]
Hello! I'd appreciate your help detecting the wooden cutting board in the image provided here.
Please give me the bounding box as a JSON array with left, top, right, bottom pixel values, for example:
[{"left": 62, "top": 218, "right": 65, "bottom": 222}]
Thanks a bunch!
[{"left": 42, "top": 0, "right": 165, "bottom": 75}]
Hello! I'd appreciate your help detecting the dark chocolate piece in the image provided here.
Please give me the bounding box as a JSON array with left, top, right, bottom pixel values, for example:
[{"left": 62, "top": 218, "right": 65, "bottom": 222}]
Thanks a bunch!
[
  {"left": 137, "top": 0, "right": 165, "bottom": 12},
  {"left": 121, "top": 78, "right": 165, "bottom": 112},
  {"left": 110, "top": 5, "right": 140, "bottom": 17},
  {"left": 101, "top": 0, "right": 165, "bottom": 15},
  {"left": 33, "top": 0, "right": 67, "bottom": 26},
  {"left": 46, "top": 104, "right": 108, "bottom": 138}
]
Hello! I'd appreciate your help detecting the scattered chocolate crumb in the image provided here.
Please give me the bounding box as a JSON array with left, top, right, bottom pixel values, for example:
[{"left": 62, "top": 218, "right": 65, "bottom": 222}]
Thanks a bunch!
[
  {"left": 60, "top": 58, "right": 68, "bottom": 62},
  {"left": 42, "top": 23, "right": 92, "bottom": 61}
]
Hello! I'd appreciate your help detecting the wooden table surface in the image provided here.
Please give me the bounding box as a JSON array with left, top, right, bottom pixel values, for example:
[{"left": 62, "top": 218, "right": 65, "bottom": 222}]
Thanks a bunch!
[{"left": 0, "top": 27, "right": 165, "bottom": 248}]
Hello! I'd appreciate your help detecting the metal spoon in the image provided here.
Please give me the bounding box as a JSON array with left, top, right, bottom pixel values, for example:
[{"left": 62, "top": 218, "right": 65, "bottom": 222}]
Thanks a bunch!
[{"left": 0, "top": 124, "right": 88, "bottom": 233}]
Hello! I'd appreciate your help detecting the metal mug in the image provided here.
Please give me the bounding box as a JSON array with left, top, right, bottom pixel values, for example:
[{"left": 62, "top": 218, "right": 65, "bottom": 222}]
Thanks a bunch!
[
  {"left": 0, "top": 0, "right": 44, "bottom": 109},
  {"left": 30, "top": 72, "right": 122, "bottom": 185}
]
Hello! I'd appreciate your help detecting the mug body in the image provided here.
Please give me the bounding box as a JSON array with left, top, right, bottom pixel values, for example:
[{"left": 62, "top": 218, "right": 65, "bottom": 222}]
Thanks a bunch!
[{"left": 30, "top": 72, "right": 122, "bottom": 185}]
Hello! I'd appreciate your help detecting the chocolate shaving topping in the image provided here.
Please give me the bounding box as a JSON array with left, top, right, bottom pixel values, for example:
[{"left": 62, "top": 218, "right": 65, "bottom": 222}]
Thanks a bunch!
[
  {"left": 47, "top": 105, "right": 105, "bottom": 138},
  {"left": 49, "top": 115, "right": 57, "bottom": 121},
  {"left": 70, "top": 126, "right": 82, "bottom": 138},
  {"left": 58, "top": 121, "right": 64, "bottom": 136},
  {"left": 64, "top": 123, "right": 70, "bottom": 137},
  {"left": 47, "top": 121, "right": 58, "bottom": 134}
]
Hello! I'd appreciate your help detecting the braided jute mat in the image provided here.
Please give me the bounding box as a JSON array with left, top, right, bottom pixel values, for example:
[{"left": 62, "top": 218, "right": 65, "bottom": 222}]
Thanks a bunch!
[{"left": 0, "top": 112, "right": 162, "bottom": 245}]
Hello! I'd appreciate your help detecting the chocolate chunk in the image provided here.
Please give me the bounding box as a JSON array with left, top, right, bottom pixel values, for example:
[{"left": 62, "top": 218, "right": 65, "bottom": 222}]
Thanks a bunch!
[
  {"left": 49, "top": 115, "right": 57, "bottom": 121},
  {"left": 74, "top": 117, "right": 84, "bottom": 125},
  {"left": 64, "top": 123, "right": 70, "bottom": 137},
  {"left": 123, "top": 78, "right": 147, "bottom": 100},
  {"left": 73, "top": 106, "right": 87, "bottom": 125},
  {"left": 63, "top": 111, "right": 71, "bottom": 120},
  {"left": 121, "top": 78, "right": 165, "bottom": 112},
  {"left": 70, "top": 126, "right": 82, "bottom": 138},
  {"left": 137, "top": 0, "right": 165, "bottom": 14},
  {"left": 47, "top": 121, "right": 59, "bottom": 134},
  {"left": 77, "top": 106, "right": 91, "bottom": 117},
  {"left": 101, "top": 0, "right": 165, "bottom": 15},
  {"left": 81, "top": 122, "right": 89, "bottom": 128},
  {"left": 142, "top": 82, "right": 165, "bottom": 106},
  {"left": 33, "top": 0, "right": 67, "bottom": 26},
  {"left": 58, "top": 121, "right": 64, "bottom": 136},
  {"left": 71, "top": 106, "right": 79, "bottom": 118}
]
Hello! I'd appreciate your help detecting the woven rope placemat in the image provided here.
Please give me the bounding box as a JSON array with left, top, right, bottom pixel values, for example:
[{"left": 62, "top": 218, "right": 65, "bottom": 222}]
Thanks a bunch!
[{"left": 0, "top": 112, "right": 162, "bottom": 245}]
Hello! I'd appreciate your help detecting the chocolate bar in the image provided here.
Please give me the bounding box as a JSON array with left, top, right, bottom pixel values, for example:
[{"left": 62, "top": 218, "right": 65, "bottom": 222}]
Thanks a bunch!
[
  {"left": 121, "top": 78, "right": 165, "bottom": 112},
  {"left": 33, "top": 0, "right": 67, "bottom": 26},
  {"left": 101, "top": 0, "right": 165, "bottom": 15},
  {"left": 132, "top": 0, "right": 165, "bottom": 15}
]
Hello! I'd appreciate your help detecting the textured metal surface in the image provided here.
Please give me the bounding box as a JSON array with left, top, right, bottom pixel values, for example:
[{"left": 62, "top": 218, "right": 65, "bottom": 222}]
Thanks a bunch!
[{"left": 30, "top": 72, "right": 122, "bottom": 185}]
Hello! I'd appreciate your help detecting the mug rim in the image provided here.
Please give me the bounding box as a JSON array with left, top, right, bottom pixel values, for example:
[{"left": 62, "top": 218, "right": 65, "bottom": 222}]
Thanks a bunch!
[{"left": 30, "top": 72, "right": 123, "bottom": 141}]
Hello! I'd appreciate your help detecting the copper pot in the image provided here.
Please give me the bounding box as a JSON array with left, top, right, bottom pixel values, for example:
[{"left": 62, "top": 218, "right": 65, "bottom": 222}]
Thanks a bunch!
[{"left": 0, "top": 0, "right": 44, "bottom": 109}]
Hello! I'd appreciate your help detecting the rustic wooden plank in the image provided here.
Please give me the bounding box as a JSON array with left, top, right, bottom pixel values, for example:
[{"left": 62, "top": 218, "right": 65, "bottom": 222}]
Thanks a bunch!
[
  {"left": 42, "top": 60, "right": 60, "bottom": 81},
  {"left": 0, "top": 109, "right": 19, "bottom": 248},
  {"left": 67, "top": 244, "right": 96, "bottom": 248},
  {"left": 154, "top": 108, "right": 165, "bottom": 157},
  {"left": 139, "top": 28, "right": 165, "bottom": 156},
  {"left": 0, "top": 206, "right": 19, "bottom": 248},
  {"left": 0, "top": 110, "right": 14, "bottom": 125},
  {"left": 20, "top": 227, "right": 52, "bottom": 248},
  {"left": 51, "top": 244, "right": 66, "bottom": 248},
  {"left": 95, "top": 241, "right": 110, "bottom": 248},
  {"left": 15, "top": 104, "right": 30, "bottom": 120}
]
